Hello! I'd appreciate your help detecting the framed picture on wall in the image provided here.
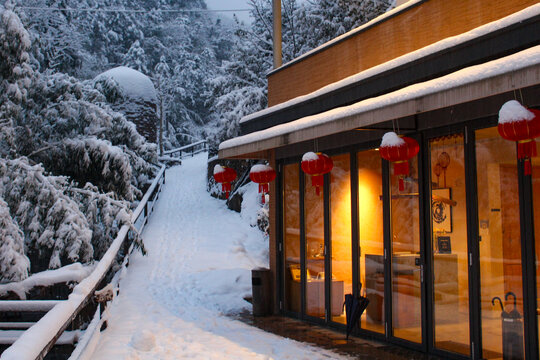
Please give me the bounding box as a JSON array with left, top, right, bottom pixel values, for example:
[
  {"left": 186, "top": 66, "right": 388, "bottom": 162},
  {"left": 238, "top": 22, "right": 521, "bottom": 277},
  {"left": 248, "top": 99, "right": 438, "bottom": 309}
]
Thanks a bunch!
[
  {"left": 437, "top": 236, "right": 452, "bottom": 254},
  {"left": 432, "top": 188, "right": 452, "bottom": 233}
]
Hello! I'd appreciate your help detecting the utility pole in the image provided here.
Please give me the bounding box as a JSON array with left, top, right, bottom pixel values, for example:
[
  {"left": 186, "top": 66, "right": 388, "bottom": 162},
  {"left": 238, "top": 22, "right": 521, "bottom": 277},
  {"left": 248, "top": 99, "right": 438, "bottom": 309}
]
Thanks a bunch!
[
  {"left": 272, "top": 0, "right": 282, "bottom": 69},
  {"left": 157, "top": 77, "right": 164, "bottom": 156}
]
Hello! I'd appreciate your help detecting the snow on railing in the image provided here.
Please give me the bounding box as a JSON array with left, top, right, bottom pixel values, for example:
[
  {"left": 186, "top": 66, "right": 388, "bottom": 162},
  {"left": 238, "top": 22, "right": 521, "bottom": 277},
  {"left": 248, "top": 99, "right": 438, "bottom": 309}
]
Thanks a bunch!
[
  {"left": 0, "top": 165, "right": 166, "bottom": 360},
  {"left": 162, "top": 139, "right": 206, "bottom": 157},
  {"left": 0, "top": 263, "right": 95, "bottom": 300}
]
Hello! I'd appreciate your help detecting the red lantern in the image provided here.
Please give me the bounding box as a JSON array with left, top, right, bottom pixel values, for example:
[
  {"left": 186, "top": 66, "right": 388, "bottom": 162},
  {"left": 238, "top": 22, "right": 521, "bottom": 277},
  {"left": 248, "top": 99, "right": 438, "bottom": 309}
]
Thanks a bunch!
[
  {"left": 213, "top": 164, "right": 237, "bottom": 199},
  {"left": 498, "top": 100, "right": 540, "bottom": 176},
  {"left": 301, "top": 152, "right": 333, "bottom": 195},
  {"left": 379, "top": 132, "right": 419, "bottom": 191},
  {"left": 250, "top": 164, "right": 276, "bottom": 204}
]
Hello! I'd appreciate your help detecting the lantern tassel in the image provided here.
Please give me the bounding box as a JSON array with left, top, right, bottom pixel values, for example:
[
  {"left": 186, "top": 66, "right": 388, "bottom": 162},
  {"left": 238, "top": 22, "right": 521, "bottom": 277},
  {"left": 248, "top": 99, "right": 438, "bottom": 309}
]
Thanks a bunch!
[
  {"left": 517, "top": 139, "right": 537, "bottom": 159},
  {"left": 222, "top": 182, "right": 232, "bottom": 199},
  {"left": 399, "top": 177, "right": 405, "bottom": 192},
  {"left": 525, "top": 158, "right": 532, "bottom": 176},
  {"left": 261, "top": 193, "right": 265, "bottom": 204},
  {"left": 394, "top": 161, "right": 409, "bottom": 176},
  {"left": 311, "top": 175, "right": 324, "bottom": 196}
]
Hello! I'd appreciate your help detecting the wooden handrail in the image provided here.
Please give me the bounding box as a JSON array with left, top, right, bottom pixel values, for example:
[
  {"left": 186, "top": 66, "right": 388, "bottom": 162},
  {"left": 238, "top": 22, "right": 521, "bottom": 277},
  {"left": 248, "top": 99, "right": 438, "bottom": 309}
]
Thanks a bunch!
[
  {"left": 0, "top": 165, "right": 167, "bottom": 360},
  {"left": 162, "top": 140, "right": 206, "bottom": 156}
]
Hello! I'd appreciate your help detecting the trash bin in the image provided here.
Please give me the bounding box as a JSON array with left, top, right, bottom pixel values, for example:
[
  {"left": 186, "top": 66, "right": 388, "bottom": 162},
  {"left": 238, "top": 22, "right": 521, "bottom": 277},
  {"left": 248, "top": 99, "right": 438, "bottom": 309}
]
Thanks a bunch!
[{"left": 252, "top": 268, "right": 271, "bottom": 316}]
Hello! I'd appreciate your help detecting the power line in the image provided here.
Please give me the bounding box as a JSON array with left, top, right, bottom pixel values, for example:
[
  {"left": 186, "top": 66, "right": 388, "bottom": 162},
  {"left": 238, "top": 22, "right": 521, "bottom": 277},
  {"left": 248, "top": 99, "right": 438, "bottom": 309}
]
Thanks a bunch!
[{"left": 15, "top": 6, "right": 251, "bottom": 14}]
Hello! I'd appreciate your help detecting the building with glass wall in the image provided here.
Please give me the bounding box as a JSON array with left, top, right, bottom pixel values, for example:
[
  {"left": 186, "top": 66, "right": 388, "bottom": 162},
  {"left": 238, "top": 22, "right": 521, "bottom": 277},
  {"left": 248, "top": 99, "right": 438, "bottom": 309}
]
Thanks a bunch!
[{"left": 219, "top": 1, "right": 540, "bottom": 359}]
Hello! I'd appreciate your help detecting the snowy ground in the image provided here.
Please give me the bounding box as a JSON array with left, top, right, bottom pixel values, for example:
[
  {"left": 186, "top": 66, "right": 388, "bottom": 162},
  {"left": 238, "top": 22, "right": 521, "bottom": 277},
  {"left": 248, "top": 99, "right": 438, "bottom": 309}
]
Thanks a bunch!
[{"left": 91, "top": 153, "right": 347, "bottom": 359}]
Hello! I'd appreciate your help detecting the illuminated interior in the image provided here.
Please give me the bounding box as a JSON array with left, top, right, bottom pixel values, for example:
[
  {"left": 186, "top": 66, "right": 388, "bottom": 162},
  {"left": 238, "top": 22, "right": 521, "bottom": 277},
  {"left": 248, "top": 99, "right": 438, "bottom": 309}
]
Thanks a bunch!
[
  {"left": 304, "top": 164, "right": 325, "bottom": 318},
  {"left": 357, "top": 150, "right": 385, "bottom": 333},
  {"left": 476, "top": 126, "right": 524, "bottom": 358},
  {"left": 280, "top": 126, "right": 539, "bottom": 355},
  {"left": 390, "top": 154, "right": 422, "bottom": 343},
  {"left": 330, "top": 154, "right": 352, "bottom": 324},
  {"left": 429, "top": 134, "right": 470, "bottom": 356},
  {"left": 283, "top": 163, "right": 301, "bottom": 313}
]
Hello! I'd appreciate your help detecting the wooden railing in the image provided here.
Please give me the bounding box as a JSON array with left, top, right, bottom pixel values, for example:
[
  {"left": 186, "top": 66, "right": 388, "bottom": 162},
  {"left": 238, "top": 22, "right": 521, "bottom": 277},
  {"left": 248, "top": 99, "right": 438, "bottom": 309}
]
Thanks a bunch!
[
  {"left": 0, "top": 165, "right": 166, "bottom": 360},
  {"left": 162, "top": 140, "right": 207, "bottom": 159}
]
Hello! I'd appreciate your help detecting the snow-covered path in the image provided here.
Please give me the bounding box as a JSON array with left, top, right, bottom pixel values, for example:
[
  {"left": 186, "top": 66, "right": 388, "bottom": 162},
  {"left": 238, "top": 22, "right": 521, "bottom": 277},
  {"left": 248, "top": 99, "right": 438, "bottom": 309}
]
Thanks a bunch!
[{"left": 91, "top": 153, "right": 347, "bottom": 359}]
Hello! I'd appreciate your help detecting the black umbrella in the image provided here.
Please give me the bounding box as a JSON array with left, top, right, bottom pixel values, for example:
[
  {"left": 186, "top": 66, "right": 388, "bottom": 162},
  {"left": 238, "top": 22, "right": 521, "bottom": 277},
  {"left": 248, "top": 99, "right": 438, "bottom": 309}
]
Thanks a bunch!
[
  {"left": 503, "top": 292, "right": 524, "bottom": 360},
  {"left": 492, "top": 293, "right": 524, "bottom": 360},
  {"left": 343, "top": 293, "right": 370, "bottom": 340}
]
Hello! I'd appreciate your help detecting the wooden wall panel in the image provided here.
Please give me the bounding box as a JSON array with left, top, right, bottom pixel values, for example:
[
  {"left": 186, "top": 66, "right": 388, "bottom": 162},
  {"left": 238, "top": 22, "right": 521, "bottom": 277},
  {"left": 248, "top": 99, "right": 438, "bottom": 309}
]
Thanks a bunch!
[{"left": 267, "top": 0, "right": 537, "bottom": 106}]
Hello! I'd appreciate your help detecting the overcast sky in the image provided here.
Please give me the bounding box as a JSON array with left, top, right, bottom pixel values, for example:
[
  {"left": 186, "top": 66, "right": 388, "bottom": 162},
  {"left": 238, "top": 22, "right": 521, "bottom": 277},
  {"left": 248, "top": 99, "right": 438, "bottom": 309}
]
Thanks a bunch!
[{"left": 205, "top": 0, "right": 253, "bottom": 24}]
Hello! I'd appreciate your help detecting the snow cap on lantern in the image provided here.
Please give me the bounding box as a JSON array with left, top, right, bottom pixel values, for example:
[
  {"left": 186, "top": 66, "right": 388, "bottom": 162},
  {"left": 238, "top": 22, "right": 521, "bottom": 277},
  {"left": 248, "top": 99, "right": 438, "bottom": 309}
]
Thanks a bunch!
[
  {"left": 498, "top": 100, "right": 540, "bottom": 175},
  {"left": 213, "top": 164, "right": 237, "bottom": 199},
  {"left": 250, "top": 164, "right": 276, "bottom": 204},
  {"left": 301, "top": 152, "right": 333, "bottom": 195},
  {"left": 379, "top": 132, "right": 419, "bottom": 191}
]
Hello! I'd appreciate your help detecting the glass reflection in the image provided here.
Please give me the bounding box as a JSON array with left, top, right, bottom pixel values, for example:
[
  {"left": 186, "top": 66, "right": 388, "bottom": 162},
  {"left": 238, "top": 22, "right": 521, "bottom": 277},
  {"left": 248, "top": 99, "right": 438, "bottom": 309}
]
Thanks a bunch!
[{"left": 476, "top": 127, "right": 524, "bottom": 359}]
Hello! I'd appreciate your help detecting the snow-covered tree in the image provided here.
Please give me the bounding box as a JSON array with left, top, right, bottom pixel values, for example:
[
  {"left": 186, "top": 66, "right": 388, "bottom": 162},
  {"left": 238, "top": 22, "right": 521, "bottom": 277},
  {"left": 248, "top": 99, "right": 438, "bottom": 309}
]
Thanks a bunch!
[
  {"left": 0, "top": 158, "right": 93, "bottom": 271},
  {"left": 0, "top": 4, "right": 35, "bottom": 157},
  {"left": 0, "top": 6, "right": 156, "bottom": 275},
  {"left": 123, "top": 40, "right": 149, "bottom": 74},
  {"left": 0, "top": 197, "right": 30, "bottom": 283},
  {"left": 301, "top": 0, "right": 393, "bottom": 49}
]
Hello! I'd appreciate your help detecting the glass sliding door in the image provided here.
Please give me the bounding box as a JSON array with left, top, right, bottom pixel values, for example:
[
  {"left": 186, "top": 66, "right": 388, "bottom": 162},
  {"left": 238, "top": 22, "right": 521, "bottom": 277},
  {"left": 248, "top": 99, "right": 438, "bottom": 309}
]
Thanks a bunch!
[
  {"left": 357, "top": 150, "right": 385, "bottom": 333},
  {"left": 428, "top": 134, "right": 470, "bottom": 356},
  {"left": 390, "top": 153, "right": 422, "bottom": 343},
  {"left": 304, "top": 167, "right": 325, "bottom": 319},
  {"left": 475, "top": 127, "right": 525, "bottom": 359},
  {"left": 283, "top": 163, "right": 301, "bottom": 313},
  {"left": 330, "top": 154, "right": 352, "bottom": 324}
]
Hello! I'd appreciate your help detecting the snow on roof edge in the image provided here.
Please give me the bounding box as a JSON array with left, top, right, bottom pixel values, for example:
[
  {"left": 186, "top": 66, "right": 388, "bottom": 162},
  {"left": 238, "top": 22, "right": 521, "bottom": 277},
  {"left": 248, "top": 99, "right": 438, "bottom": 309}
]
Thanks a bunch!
[
  {"left": 241, "top": 3, "right": 540, "bottom": 125},
  {"left": 221, "top": 46, "right": 540, "bottom": 152}
]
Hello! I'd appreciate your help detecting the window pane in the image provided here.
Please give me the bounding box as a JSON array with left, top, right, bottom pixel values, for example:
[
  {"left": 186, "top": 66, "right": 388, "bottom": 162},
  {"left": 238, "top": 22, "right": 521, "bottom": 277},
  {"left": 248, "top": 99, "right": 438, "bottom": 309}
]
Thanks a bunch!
[
  {"left": 283, "top": 163, "right": 301, "bottom": 313},
  {"left": 391, "top": 154, "right": 422, "bottom": 343},
  {"left": 429, "top": 134, "right": 469, "bottom": 356},
  {"left": 330, "top": 154, "right": 351, "bottom": 324},
  {"left": 476, "top": 127, "right": 524, "bottom": 359},
  {"left": 305, "top": 168, "right": 325, "bottom": 318},
  {"left": 358, "top": 150, "right": 385, "bottom": 333}
]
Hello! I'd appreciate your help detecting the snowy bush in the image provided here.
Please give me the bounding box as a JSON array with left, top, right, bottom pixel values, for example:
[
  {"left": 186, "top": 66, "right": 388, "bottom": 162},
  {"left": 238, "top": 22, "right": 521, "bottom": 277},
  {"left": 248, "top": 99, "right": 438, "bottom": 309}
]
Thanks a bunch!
[
  {"left": 67, "top": 183, "right": 131, "bottom": 260},
  {"left": 0, "top": 197, "right": 30, "bottom": 283},
  {"left": 37, "top": 138, "right": 135, "bottom": 201},
  {"left": 0, "top": 158, "right": 93, "bottom": 272}
]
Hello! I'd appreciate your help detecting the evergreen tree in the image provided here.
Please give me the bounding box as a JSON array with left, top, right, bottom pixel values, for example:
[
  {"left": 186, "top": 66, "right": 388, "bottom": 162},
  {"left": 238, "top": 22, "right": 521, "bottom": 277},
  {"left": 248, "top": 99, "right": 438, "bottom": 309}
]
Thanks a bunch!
[
  {"left": 0, "top": 198, "right": 30, "bottom": 283},
  {"left": 303, "top": 0, "right": 393, "bottom": 48},
  {"left": 123, "top": 40, "right": 149, "bottom": 74},
  {"left": 0, "top": 5, "right": 154, "bottom": 275}
]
